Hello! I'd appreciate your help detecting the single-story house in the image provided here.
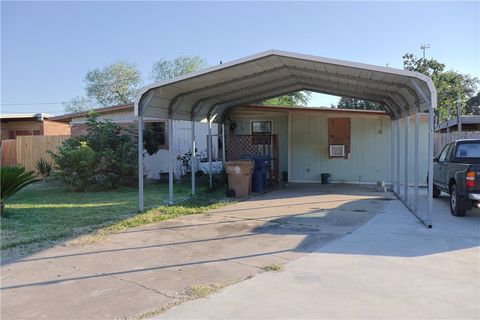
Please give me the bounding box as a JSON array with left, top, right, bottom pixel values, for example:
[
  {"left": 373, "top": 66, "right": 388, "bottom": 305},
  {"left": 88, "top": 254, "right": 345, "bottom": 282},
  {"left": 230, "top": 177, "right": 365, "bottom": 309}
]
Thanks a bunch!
[
  {"left": 228, "top": 105, "right": 429, "bottom": 185},
  {"left": 1, "top": 113, "right": 70, "bottom": 140},
  {"left": 51, "top": 104, "right": 218, "bottom": 179}
]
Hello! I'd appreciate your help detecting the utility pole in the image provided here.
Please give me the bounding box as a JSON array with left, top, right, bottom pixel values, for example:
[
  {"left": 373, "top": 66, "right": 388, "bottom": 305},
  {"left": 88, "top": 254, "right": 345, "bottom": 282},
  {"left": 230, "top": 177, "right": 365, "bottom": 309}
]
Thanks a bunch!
[{"left": 420, "top": 44, "right": 430, "bottom": 59}]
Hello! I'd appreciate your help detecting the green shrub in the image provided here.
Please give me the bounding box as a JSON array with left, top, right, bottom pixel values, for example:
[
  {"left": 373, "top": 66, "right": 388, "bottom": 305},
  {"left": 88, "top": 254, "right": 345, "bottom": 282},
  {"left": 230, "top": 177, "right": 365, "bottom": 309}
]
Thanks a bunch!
[
  {"left": 1, "top": 166, "right": 38, "bottom": 214},
  {"left": 49, "top": 113, "right": 138, "bottom": 191},
  {"left": 35, "top": 158, "right": 53, "bottom": 181}
]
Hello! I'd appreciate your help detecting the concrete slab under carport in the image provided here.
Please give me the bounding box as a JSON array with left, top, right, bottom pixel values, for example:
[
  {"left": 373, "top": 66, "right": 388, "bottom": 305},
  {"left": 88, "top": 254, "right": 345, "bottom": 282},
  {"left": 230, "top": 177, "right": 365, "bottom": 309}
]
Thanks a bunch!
[
  {"left": 0, "top": 184, "right": 389, "bottom": 320},
  {"left": 156, "top": 189, "right": 480, "bottom": 320}
]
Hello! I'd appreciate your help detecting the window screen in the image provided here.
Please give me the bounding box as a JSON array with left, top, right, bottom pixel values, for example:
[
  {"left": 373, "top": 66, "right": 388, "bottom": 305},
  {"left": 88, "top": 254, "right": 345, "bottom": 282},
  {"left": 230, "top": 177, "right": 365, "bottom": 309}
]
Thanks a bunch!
[{"left": 252, "top": 121, "right": 272, "bottom": 145}]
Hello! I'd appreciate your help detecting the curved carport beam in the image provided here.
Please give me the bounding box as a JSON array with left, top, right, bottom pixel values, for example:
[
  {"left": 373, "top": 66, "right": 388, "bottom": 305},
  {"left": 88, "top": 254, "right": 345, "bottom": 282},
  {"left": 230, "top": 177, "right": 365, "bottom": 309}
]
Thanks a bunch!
[
  {"left": 203, "top": 75, "right": 406, "bottom": 122},
  {"left": 219, "top": 84, "right": 401, "bottom": 122},
  {"left": 206, "top": 83, "right": 307, "bottom": 120},
  {"left": 190, "top": 76, "right": 303, "bottom": 122},
  {"left": 283, "top": 66, "right": 421, "bottom": 105},
  {"left": 203, "top": 78, "right": 309, "bottom": 120},
  {"left": 216, "top": 80, "right": 403, "bottom": 122},
  {"left": 219, "top": 89, "right": 399, "bottom": 123},
  {"left": 168, "top": 66, "right": 294, "bottom": 118},
  {"left": 201, "top": 72, "right": 417, "bottom": 121},
  {"left": 283, "top": 70, "right": 417, "bottom": 112},
  {"left": 168, "top": 64, "right": 421, "bottom": 119}
]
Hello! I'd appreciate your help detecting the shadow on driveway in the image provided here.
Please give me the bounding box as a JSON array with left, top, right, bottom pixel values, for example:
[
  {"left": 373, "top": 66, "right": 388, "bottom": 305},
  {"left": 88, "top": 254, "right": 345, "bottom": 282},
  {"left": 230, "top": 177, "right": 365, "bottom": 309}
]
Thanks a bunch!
[{"left": 1, "top": 183, "right": 479, "bottom": 320}]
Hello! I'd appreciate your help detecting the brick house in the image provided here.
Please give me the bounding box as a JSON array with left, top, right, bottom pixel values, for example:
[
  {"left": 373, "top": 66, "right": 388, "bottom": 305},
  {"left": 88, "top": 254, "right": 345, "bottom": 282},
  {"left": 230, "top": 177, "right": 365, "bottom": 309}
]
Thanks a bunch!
[{"left": 1, "top": 113, "right": 70, "bottom": 140}]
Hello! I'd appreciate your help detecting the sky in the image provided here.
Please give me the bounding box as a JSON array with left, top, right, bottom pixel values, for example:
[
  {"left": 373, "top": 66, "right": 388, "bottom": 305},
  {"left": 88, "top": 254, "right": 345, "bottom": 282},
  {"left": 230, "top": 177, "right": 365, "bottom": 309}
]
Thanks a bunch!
[{"left": 1, "top": 1, "right": 479, "bottom": 115}]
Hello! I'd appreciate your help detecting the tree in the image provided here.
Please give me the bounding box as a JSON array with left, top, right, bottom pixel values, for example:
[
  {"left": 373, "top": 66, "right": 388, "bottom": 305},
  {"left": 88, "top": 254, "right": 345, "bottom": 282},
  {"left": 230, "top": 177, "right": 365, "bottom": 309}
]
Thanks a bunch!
[
  {"left": 63, "top": 96, "right": 96, "bottom": 113},
  {"left": 466, "top": 92, "right": 480, "bottom": 115},
  {"left": 335, "top": 97, "right": 383, "bottom": 110},
  {"left": 260, "top": 91, "right": 312, "bottom": 106},
  {"left": 402, "top": 53, "right": 479, "bottom": 120},
  {"left": 85, "top": 61, "right": 143, "bottom": 107},
  {"left": 151, "top": 55, "right": 207, "bottom": 82},
  {"left": 49, "top": 113, "right": 138, "bottom": 191},
  {"left": 63, "top": 61, "right": 142, "bottom": 112}
]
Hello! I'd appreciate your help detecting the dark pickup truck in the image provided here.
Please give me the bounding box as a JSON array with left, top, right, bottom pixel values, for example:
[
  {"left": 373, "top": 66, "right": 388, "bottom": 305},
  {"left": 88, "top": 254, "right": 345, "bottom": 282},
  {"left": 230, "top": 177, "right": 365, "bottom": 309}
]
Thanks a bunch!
[{"left": 433, "top": 139, "right": 480, "bottom": 216}]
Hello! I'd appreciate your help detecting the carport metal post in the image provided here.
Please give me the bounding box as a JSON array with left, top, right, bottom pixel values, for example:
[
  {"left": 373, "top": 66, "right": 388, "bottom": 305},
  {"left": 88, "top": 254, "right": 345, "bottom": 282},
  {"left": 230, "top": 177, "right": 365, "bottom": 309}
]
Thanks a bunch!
[
  {"left": 222, "top": 123, "right": 226, "bottom": 163},
  {"left": 208, "top": 117, "right": 213, "bottom": 188},
  {"left": 138, "top": 116, "right": 144, "bottom": 212},
  {"left": 457, "top": 97, "right": 462, "bottom": 135},
  {"left": 396, "top": 118, "right": 400, "bottom": 194},
  {"left": 390, "top": 119, "right": 394, "bottom": 189},
  {"left": 404, "top": 114, "right": 409, "bottom": 202},
  {"left": 191, "top": 120, "right": 196, "bottom": 195},
  {"left": 411, "top": 78, "right": 435, "bottom": 227},
  {"left": 168, "top": 117, "right": 174, "bottom": 205},
  {"left": 414, "top": 110, "right": 420, "bottom": 212},
  {"left": 428, "top": 101, "right": 435, "bottom": 227}
]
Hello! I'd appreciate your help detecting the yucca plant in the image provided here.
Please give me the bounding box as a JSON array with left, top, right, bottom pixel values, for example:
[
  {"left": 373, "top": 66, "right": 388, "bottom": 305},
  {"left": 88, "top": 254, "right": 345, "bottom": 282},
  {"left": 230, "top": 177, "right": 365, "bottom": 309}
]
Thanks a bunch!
[
  {"left": 35, "top": 158, "right": 53, "bottom": 181},
  {"left": 1, "top": 166, "right": 38, "bottom": 215}
]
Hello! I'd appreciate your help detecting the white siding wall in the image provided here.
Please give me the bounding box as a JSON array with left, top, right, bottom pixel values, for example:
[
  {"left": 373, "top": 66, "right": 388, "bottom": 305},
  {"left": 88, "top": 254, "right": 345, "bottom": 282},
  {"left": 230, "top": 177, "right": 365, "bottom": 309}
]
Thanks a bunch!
[
  {"left": 70, "top": 111, "right": 217, "bottom": 180},
  {"left": 290, "top": 113, "right": 429, "bottom": 184},
  {"left": 290, "top": 113, "right": 391, "bottom": 182},
  {"left": 144, "top": 120, "right": 217, "bottom": 179},
  {"left": 230, "top": 108, "right": 429, "bottom": 184}
]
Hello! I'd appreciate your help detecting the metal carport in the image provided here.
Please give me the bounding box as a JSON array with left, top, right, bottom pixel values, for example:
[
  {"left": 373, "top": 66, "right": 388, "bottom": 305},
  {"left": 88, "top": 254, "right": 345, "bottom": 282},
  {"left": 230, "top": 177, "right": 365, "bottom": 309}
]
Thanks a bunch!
[{"left": 134, "top": 50, "right": 437, "bottom": 228}]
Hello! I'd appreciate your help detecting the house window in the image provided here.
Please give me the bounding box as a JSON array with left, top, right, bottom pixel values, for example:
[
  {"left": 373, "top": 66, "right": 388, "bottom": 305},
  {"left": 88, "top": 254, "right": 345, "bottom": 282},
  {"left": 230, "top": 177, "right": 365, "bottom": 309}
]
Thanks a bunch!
[
  {"left": 252, "top": 121, "right": 272, "bottom": 145},
  {"left": 145, "top": 121, "right": 168, "bottom": 149}
]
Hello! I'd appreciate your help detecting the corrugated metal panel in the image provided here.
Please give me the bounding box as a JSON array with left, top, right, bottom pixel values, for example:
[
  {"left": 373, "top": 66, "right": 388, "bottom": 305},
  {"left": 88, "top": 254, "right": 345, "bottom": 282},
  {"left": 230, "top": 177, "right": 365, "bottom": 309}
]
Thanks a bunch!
[{"left": 136, "top": 50, "right": 436, "bottom": 122}]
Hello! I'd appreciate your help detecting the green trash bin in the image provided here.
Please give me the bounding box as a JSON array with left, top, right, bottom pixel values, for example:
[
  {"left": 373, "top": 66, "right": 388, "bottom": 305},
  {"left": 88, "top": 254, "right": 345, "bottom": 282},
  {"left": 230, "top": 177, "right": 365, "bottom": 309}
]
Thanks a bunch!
[{"left": 321, "top": 173, "right": 330, "bottom": 184}]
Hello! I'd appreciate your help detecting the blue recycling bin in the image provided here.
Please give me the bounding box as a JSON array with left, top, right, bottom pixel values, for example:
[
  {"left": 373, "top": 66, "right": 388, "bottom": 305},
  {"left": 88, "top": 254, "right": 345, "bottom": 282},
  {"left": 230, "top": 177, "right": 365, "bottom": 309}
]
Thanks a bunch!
[{"left": 240, "top": 155, "right": 269, "bottom": 192}]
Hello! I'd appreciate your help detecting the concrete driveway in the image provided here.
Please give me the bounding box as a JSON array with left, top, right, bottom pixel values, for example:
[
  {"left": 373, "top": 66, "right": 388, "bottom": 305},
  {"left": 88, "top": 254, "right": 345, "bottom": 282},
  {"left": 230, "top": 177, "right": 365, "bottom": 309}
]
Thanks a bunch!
[
  {"left": 156, "top": 190, "right": 480, "bottom": 319},
  {"left": 1, "top": 184, "right": 389, "bottom": 320}
]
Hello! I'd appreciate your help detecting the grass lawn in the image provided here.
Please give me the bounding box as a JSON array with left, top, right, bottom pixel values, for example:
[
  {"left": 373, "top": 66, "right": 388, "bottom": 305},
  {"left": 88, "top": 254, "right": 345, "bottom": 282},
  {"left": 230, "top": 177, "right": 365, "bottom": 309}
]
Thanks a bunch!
[{"left": 1, "top": 181, "right": 230, "bottom": 261}]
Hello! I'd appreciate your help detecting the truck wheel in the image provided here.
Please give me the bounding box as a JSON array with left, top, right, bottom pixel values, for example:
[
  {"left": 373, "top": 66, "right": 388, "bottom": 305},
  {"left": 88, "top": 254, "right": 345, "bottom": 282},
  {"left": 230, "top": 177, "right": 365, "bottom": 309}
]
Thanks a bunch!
[
  {"left": 433, "top": 186, "right": 441, "bottom": 198},
  {"left": 450, "top": 184, "right": 466, "bottom": 217}
]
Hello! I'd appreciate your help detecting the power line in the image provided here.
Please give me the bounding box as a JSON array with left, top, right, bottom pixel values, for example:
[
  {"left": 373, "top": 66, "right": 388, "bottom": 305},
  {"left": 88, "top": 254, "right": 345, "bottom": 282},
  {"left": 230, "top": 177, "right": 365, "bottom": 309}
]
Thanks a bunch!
[{"left": 1, "top": 101, "right": 66, "bottom": 106}]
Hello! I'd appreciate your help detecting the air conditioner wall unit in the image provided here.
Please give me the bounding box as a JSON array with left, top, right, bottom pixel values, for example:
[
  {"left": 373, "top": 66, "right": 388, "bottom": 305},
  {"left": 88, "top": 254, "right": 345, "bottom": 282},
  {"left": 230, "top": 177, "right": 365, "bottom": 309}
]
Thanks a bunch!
[{"left": 329, "top": 144, "right": 345, "bottom": 157}]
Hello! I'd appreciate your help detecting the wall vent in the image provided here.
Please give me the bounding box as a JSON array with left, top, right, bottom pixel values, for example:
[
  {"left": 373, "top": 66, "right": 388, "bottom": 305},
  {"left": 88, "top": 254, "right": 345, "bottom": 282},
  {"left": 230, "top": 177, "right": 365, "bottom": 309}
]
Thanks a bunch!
[{"left": 329, "top": 144, "right": 345, "bottom": 157}]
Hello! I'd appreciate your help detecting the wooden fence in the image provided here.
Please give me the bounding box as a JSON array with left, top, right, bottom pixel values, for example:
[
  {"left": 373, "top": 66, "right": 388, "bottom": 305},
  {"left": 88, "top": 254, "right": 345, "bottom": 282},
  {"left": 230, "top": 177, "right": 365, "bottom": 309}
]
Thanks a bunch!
[
  {"left": 1, "top": 135, "right": 69, "bottom": 172},
  {"left": 1, "top": 140, "right": 17, "bottom": 167},
  {"left": 434, "top": 131, "right": 480, "bottom": 155}
]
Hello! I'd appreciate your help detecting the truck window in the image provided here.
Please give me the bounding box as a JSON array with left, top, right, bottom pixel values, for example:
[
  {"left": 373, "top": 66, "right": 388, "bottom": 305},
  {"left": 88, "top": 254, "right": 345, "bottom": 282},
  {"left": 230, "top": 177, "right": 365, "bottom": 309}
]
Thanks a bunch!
[
  {"left": 455, "top": 142, "right": 480, "bottom": 159},
  {"left": 439, "top": 143, "right": 451, "bottom": 162},
  {"left": 446, "top": 143, "right": 455, "bottom": 161}
]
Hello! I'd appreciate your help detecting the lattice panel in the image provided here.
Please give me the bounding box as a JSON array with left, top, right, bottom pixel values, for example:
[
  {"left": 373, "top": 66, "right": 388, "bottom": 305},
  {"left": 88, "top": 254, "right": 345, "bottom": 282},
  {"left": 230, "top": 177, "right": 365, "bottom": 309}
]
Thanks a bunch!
[{"left": 225, "top": 134, "right": 280, "bottom": 183}]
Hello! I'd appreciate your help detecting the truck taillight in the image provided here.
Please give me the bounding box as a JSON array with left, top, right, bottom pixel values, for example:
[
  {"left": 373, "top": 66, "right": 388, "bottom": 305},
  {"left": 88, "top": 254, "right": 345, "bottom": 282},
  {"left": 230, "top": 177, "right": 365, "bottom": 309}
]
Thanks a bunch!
[{"left": 466, "top": 171, "right": 475, "bottom": 188}]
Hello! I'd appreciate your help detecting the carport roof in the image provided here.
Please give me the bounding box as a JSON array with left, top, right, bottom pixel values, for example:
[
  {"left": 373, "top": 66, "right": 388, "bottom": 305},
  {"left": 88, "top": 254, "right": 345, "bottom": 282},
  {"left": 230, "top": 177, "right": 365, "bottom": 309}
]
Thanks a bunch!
[{"left": 135, "top": 50, "right": 436, "bottom": 122}]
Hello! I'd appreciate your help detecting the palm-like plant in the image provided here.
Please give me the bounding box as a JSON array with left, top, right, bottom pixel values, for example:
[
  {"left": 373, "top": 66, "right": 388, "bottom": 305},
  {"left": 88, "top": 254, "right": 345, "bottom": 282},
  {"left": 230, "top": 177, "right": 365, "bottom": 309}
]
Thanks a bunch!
[
  {"left": 35, "top": 158, "right": 53, "bottom": 181},
  {"left": 1, "top": 166, "right": 38, "bottom": 214}
]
